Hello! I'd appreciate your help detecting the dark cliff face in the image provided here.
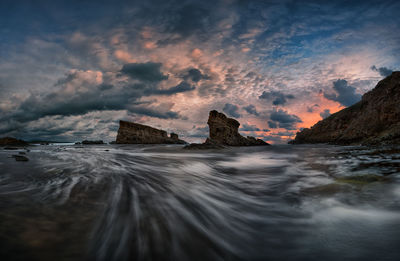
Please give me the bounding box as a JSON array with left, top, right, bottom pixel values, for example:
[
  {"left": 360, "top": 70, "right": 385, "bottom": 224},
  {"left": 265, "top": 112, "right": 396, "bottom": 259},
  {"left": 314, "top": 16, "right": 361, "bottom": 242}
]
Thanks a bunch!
[
  {"left": 116, "top": 121, "right": 186, "bottom": 144},
  {"left": 291, "top": 71, "right": 400, "bottom": 145},
  {"left": 205, "top": 110, "right": 269, "bottom": 146}
]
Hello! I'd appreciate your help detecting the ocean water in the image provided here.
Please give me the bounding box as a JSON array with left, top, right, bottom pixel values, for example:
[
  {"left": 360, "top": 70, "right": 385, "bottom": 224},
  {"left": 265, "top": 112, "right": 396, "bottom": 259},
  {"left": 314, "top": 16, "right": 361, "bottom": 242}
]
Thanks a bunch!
[{"left": 0, "top": 144, "right": 400, "bottom": 261}]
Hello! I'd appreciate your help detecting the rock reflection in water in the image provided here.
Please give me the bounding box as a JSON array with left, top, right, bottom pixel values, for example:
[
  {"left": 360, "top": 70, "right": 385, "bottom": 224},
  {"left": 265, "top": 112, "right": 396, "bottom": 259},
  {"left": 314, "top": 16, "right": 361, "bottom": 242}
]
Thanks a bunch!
[{"left": 0, "top": 144, "right": 399, "bottom": 261}]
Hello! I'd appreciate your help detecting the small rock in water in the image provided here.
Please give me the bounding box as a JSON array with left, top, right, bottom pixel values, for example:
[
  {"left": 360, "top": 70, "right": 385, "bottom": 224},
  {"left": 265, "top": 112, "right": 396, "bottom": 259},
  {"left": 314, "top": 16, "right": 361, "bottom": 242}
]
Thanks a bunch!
[
  {"left": 4, "top": 147, "right": 19, "bottom": 150},
  {"left": 12, "top": 155, "right": 29, "bottom": 161},
  {"left": 336, "top": 174, "right": 386, "bottom": 184},
  {"left": 18, "top": 151, "right": 26, "bottom": 155}
]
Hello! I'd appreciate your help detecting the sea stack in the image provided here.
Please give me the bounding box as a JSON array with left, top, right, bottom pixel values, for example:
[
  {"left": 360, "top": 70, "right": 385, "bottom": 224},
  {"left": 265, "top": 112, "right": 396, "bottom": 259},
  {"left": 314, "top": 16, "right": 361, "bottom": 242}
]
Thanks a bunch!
[
  {"left": 290, "top": 71, "right": 400, "bottom": 145},
  {"left": 206, "top": 110, "right": 268, "bottom": 146},
  {"left": 185, "top": 110, "right": 269, "bottom": 149},
  {"left": 116, "top": 120, "right": 186, "bottom": 144}
]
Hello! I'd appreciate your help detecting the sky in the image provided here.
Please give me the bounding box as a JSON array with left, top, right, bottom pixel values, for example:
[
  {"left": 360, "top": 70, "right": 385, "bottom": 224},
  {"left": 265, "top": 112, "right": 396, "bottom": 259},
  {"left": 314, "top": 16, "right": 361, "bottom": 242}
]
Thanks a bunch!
[{"left": 0, "top": 0, "right": 399, "bottom": 143}]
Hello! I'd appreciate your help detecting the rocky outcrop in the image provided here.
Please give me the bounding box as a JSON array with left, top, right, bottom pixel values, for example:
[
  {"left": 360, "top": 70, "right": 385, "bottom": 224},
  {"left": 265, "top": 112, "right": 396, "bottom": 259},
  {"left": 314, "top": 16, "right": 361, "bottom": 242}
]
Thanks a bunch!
[
  {"left": 0, "top": 137, "right": 28, "bottom": 146},
  {"left": 206, "top": 110, "right": 268, "bottom": 146},
  {"left": 185, "top": 110, "right": 269, "bottom": 149},
  {"left": 116, "top": 120, "right": 186, "bottom": 144},
  {"left": 290, "top": 71, "right": 400, "bottom": 145},
  {"left": 82, "top": 140, "right": 104, "bottom": 145}
]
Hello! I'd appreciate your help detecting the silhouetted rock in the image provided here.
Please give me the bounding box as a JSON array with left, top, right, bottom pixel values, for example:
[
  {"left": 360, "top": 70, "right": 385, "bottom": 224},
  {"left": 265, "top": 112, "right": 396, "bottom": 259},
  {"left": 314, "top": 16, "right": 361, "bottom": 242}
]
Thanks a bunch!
[
  {"left": 185, "top": 110, "right": 269, "bottom": 149},
  {"left": 116, "top": 120, "right": 186, "bottom": 144},
  {"left": 290, "top": 72, "right": 400, "bottom": 145},
  {"left": 82, "top": 140, "right": 104, "bottom": 145},
  {"left": 0, "top": 137, "right": 28, "bottom": 146},
  {"left": 206, "top": 110, "right": 269, "bottom": 146}
]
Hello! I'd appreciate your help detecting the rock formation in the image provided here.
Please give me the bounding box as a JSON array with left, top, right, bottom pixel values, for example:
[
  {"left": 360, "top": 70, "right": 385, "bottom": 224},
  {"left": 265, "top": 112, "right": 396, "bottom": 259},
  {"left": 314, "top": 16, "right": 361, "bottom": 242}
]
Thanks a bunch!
[
  {"left": 116, "top": 120, "right": 186, "bottom": 144},
  {"left": 290, "top": 71, "right": 400, "bottom": 145},
  {"left": 206, "top": 110, "right": 268, "bottom": 146},
  {"left": 81, "top": 140, "right": 105, "bottom": 145},
  {"left": 0, "top": 137, "right": 28, "bottom": 146},
  {"left": 185, "top": 110, "right": 269, "bottom": 148}
]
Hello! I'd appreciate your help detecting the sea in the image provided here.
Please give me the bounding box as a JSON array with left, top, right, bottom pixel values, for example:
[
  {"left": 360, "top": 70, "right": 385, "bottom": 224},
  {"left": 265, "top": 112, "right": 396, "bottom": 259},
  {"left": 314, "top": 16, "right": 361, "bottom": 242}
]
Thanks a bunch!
[{"left": 1, "top": 144, "right": 400, "bottom": 261}]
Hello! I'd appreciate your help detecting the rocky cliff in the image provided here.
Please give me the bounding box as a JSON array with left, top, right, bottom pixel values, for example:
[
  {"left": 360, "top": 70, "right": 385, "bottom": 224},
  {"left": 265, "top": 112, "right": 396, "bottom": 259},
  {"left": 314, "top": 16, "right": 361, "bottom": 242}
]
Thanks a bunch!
[
  {"left": 116, "top": 120, "right": 186, "bottom": 144},
  {"left": 290, "top": 71, "right": 400, "bottom": 145}
]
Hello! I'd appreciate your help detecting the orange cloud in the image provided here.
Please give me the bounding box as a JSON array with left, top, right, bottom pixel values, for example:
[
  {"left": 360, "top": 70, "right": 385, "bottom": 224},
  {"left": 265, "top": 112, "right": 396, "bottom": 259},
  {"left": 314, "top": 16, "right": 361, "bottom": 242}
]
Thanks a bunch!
[{"left": 114, "top": 50, "right": 135, "bottom": 63}]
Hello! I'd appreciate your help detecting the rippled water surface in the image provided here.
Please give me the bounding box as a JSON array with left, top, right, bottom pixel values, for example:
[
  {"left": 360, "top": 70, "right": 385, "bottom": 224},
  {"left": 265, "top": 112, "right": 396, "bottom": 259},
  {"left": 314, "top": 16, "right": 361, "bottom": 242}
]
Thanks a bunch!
[{"left": 1, "top": 144, "right": 400, "bottom": 261}]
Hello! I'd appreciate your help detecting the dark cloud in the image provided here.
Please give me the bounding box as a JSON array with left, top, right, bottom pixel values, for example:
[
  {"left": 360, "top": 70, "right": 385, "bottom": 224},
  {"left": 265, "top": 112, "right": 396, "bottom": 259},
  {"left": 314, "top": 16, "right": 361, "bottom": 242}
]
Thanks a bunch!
[
  {"left": 243, "top": 104, "right": 259, "bottom": 116},
  {"left": 320, "top": 109, "right": 331, "bottom": 119},
  {"left": 268, "top": 121, "right": 278, "bottom": 128},
  {"left": 239, "top": 124, "right": 260, "bottom": 131},
  {"left": 269, "top": 108, "right": 302, "bottom": 130},
  {"left": 120, "top": 62, "right": 168, "bottom": 82},
  {"left": 371, "top": 65, "right": 393, "bottom": 77},
  {"left": 127, "top": 106, "right": 180, "bottom": 119},
  {"left": 182, "top": 68, "right": 210, "bottom": 82},
  {"left": 163, "top": 3, "right": 211, "bottom": 38},
  {"left": 259, "top": 91, "right": 295, "bottom": 105},
  {"left": 154, "top": 81, "right": 195, "bottom": 95},
  {"left": 0, "top": 69, "right": 183, "bottom": 136},
  {"left": 223, "top": 103, "right": 241, "bottom": 118},
  {"left": 263, "top": 129, "right": 270, "bottom": 132},
  {"left": 323, "top": 79, "right": 361, "bottom": 107}
]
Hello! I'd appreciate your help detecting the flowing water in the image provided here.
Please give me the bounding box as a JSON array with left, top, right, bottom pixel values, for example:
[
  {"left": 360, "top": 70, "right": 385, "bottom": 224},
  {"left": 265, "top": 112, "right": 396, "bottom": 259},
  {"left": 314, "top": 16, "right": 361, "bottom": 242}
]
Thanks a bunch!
[{"left": 1, "top": 144, "right": 400, "bottom": 261}]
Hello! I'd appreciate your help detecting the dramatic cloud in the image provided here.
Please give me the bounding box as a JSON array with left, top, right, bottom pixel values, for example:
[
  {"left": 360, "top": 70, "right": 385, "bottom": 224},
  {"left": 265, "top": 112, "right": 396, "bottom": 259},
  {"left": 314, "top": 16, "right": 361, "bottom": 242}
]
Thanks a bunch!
[
  {"left": 243, "top": 105, "right": 259, "bottom": 116},
  {"left": 0, "top": 69, "right": 184, "bottom": 136},
  {"left": 323, "top": 79, "right": 362, "bottom": 107},
  {"left": 1, "top": 0, "right": 400, "bottom": 142},
  {"left": 269, "top": 108, "right": 302, "bottom": 130},
  {"left": 371, "top": 65, "right": 393, "bottom": 77},
  {"left": 223, "top": 103, "right": 241, "bottom": 118},
  {"left": 120, "top": 62, "right": 168, "bottom": 82},
  {"left": 259, "top": 91, "right": 295, "bottom": 106},
  {"left": 320, "top": 109, "right": 331, "bottom": 119}
]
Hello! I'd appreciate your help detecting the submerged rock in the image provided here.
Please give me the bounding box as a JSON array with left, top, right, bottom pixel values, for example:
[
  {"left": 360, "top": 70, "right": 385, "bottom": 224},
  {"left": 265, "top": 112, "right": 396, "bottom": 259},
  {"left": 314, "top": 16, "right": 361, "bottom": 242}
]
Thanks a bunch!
[
  {"left": 116, "top": 120, "right": 186, "bottom": 144},
  {"left": 336, "top": 174, "right": 386, "bottom": 184},
  {"left": 185, "top": 110, "right": 269, "bottom": 149},
  {"left": 301, "top": 183, "right": 351, "bottom": 196},
  {"left": 290, "top": 72, "right": 400, "bottom": 145},
  {"left": 0, "top": 137, "right": 28, "bottom": 146},
  {"left": 12, "top": 155, "right": 29, "bottom": 162}
]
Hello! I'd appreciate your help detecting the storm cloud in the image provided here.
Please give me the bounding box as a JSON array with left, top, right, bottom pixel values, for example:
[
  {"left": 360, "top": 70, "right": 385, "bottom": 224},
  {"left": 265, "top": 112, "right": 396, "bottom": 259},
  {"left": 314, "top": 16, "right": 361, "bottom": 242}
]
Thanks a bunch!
[
  {"left": 182, "top": 68, "right": 210, "bottom": 82},
  {"left": 268, "top": 108, "right": 302, "bottom": 130},
  {"left": 323, "top": 79, "right": 361, "bottom": 107},
  {"left": 121, "top": 62, "right": 169, "bottom": 82},
  {"left": 259, "top": 91, "right": 295, "bottom": 106},
  {"left": 223, "top": 103, "right": 241, "bottom": 118},
  {"left": 243, "top": 105, "right": 259, "bottom": 116},
  {"left": 371, "top": 65, "right": 393, "bottom": 77}
]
